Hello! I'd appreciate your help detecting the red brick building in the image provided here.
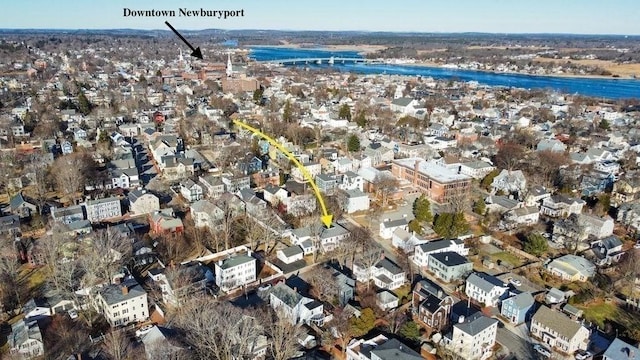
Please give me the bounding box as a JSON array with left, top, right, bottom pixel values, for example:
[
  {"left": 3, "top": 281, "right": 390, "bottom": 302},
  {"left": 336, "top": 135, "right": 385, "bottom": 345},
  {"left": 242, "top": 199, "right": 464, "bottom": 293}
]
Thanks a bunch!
[{"left": 391, "top": 158, "right": 471, "bottom": 204}]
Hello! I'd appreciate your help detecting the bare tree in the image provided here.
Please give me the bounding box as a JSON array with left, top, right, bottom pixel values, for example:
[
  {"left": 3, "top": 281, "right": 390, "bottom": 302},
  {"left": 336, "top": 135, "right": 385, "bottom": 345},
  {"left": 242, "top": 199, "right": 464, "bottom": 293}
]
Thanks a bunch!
[
  {"left": 373, "top": 173, "right": 398, "bottom": 207},
  {"left": 80, "top": 227, "right": 131, "bottom": 286},
  {"left": 307, "top": 265, "right": 340, "bottom": 304},
  {"left": 25, "top": 154, "right": 52, "bottom": 214},
  {"left": 355, "top": 243, "right": 383, "bottom": 290},
  {"left": 171, "top": 299, "right": 264, "bottom": 360},
  {"left": 102, "top": 329, "right": 132, "bottom": 360},
  {"left": 52, "top": 153, "right": 92, "bottom": 203},
  {"left": 494, "top": 142, "right": 526, "bottom": 172},
  {"left": 0, "top": 234, "right": 22, "bottom": 310},
  {"left": 264, "top": 308, "right": 304, "bottom": 360}
]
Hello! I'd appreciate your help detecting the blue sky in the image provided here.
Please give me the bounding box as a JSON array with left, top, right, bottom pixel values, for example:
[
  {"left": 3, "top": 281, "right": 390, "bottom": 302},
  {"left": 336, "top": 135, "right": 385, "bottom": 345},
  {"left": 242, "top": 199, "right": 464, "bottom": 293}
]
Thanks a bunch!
[{"left": 1, "top": 0, "right": 639, "bottom": 34}]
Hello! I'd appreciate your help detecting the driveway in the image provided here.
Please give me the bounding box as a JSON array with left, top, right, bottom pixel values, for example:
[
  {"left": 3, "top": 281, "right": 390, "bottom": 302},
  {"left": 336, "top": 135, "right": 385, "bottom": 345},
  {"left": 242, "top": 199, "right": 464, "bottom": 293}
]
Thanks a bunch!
[{"left": 497, "top": 327, "right": 538, "bottom": 360}]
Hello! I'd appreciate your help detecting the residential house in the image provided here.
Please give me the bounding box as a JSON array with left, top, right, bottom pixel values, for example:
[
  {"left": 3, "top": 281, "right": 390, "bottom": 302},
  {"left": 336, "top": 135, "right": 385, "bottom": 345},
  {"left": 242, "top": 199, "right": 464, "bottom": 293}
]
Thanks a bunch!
[
  {"left": 338, "top": 171, "right": 365, "bottom": 192},
  {"left": 343, "top": 189, "right": 370, "bottom": 213},
  {"left": 501, "top": 292, "right": 535, "bottom": 325},
  {"left": 459, "top": 160, "right": 496, "bottom": 180},
  {"left": 613, "top": 176, "right": 640, "bottom": 204},
  {"left": 0, "top": 214, "right": 21, "bottom": 236},
  {"left": 465, "top": 272, "right": 509, "bottom": 308},
  {"left": 190, "top": 200, "right": 224, "bottom": 230},
  {"left": 85, "top": 197, "right": 122, "bottom": 222},
  {"left": 379, "top": 217, "right": 409, "bottom": 240},
  {"left": 354, "top": 257, "right": 406, "bottom": 290},
  {"left": 552, "top": 213, "right": 614, "bottom": 249},
  {"left": 198, "top": 174, "right": 226, "bottom": 198},
  {"left": 540, "top": 194, "right": 585, "bottom": 218},
  {"left": 603, "top": 338, "right": 640, "bottom": 360},
  {"left": 109, "top": 167, "right": 139, "bottom": 189},
  {"left": 291, "top": 162, "right": 321, "bottom": 183},
  {"left": 127, "top": 190, "right": 160, "bottom": 216},
  {"left": 277, "top": 246, "right": 304, "bottom": 264},
  {"left": 141, "top": 326, "right": 188, "bottom": 360},
  {"left": 289, "top": 223, "right": 351, "bottom": 253},
  {"left": 618, "top": 202, "right": 640, "bottom": 231},
  {"left": 332, "top": 157, "right": 355, "bottom": 173},
  {"left": 443, "top": 312, "right": 499, "bottom": 360},
  {"left": 545, "top": 288, "right": 568, "bottom": 305},
  {"left": 215, "top": 252, "right": 257, "bottom": 292},
  {"left": 238, "top": 155, "right": 263, "bottom": 175},
  {"left": 363, "top": 143, "right": 394, "bottom": 167},
  {"left": 22, "top": 293, "right": 75, "bottom": 320},
  {"left": 545, "top": 255, "right": 596, "bottom": 282},
  {"left": 8, "top": 319, "right": 44, "bottom": 359},
  {"left": 530, "top": 305, "right": 589, "bottom": 354},
  {"left": 537, "top": 138, "right": 567, "bottom": 152},
  {"left": 61, "top": 140, "right": 73, "bottom": 154},
  {"left": 525, "top": 185, "right": 551, "bottom": 206},
  {"left": 316, "top": 173, "right": 338, "bottom": 195},
  {"left": 346, "top": 334, "right": 422, "bottom": 360},
  {"left": 491, "top": 170, "right": 527, "bottom": 197},
  {"left": 391, "top": 158, "right": 472, "bottom": 204},
  {"left": 149, "top": 209, "right": 184, "bottom": 234},
  {"left": 148, "top": 263, "right": 213, "bottom": 307},
  {"left": 589, "top": 235, "right": 624, "bottom": 267},
  {"left": 412, "top": 279, "right": 455, "bottom": 334},
  {"left": 503, "top": 206, "right": 540, "bottom": 226},
  {"left": 427, "top": 252, "right": 473, "bottom": 282},
  {"left": 51, "top": 205, "right": 85, "bottom": 224},
  {"left": 284, "top": 193, "right": 317, "bottom": 216},
  {"left": 237, "top": 188, "right": 267, "bottom": 216},
  {"left": 93, "top": 278, "right": 149, "bottom": 327},
  {"left": 484, "top": 195, "right": 522, "bottom": 214},
  {"left": 413, "top": 238, "right": 469, "bottom": 268},
  {"left": 6, "top": 192, "right": 38, "bottom": 218},
  {"left": 391, "top": 228, "right": 429, "bottom": 253},
  {"left": 269, "top": 282, "right": 324, "bottom": 326},
  {"left": 328, "top": 266, "right": 356, "bottom": 306},
  {"left": 390, "top": 97, "right": 420, "bottom": 114},
  {"left": 376, "top": 291, "right": 399, "bottom": 311},
  {"left": 179, "top": 179, "right": 203, "bottom": 202}
]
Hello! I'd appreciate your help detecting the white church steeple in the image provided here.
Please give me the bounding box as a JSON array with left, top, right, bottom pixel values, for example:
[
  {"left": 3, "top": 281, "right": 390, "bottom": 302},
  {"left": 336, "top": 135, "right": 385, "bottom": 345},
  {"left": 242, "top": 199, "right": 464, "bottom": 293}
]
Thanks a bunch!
[{"left": 226, "top": 52, "right": 233, "bottom": 77}]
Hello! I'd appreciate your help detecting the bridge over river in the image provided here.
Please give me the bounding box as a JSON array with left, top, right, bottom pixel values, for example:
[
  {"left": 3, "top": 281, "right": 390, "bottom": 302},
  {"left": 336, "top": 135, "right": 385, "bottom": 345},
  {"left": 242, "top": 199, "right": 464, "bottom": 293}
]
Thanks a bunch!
[{"left": 258, "top": 56, "right": 385, "bottom": 65}]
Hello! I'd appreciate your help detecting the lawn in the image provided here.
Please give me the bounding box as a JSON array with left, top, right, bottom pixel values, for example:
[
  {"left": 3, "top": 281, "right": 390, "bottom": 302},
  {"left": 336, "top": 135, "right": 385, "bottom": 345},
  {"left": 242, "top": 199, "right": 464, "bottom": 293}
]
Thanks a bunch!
[
  {"left": 393, "top": 284, "right": 412, "bottom": 303},
  {"left": 577, "top": 301, "right": 617, "bottom": 329},
  {"left": 491, "top": 252, "right": 523, "bottom": 268}
]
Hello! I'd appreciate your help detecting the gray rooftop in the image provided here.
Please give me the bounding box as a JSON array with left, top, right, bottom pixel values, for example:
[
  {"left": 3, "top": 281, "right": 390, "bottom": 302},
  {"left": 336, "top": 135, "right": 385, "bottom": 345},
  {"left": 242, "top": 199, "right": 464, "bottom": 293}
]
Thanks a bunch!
[
  {"left": 98, "top": 279, "right": 146, "bottom": 305},
  {"left": 217, "top": 254, "right": 256, "bottom": 270},
  {"left": 603, "top": 338, "right": 640, "bottom": 360},
  {"left": 467, "top": 272, "right": 507, "bottom": 293},
  {"left": 454, "top": 313, "right": 498, "bottom": 336},
  {"left": 430, "top": 251, "right": 469, "bottom": 267},
  {"left": 532, "top": 305, "right": 584, "bottom": 340}
]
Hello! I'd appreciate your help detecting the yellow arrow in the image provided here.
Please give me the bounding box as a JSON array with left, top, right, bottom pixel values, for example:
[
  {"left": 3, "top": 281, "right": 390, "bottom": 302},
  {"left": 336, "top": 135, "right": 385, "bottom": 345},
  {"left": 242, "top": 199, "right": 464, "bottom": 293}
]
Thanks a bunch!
[{"left": 233, "top": 120, "right": 333, "bottom": 228}]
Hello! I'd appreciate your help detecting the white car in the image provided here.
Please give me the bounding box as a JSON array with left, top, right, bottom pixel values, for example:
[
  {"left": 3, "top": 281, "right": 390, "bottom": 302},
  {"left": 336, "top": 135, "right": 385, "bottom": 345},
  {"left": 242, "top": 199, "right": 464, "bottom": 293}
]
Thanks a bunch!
[
  {"left": 67, "top": 309, "right": 78, "bottom": 319},
  {"left": 509, "top": 278, "right": 522, "bottom": 286},
  {"left": 575, "top": 350, "right": 593, "bottom": 360},
  {"left": 533, "top": 344, "right": 551, "bottom": 358}
]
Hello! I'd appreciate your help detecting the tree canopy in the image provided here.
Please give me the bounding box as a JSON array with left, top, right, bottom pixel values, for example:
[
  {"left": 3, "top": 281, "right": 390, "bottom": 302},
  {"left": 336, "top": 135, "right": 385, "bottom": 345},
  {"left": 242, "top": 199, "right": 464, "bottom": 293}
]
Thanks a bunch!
[
  {"left": 355, "top": 111, "right": 367, "bottom": 128},
  {"left": 433, "top": 212, "right": 469, "bottom": 238},
  {"left": 77, "top": 90, "right": 92, "bottom": 116},
  {"left": 350, "top": 308, "right": 376, "bottom": 337},
  {"left": 413, "top": 195, "right": 433, "bottom": 223},
  {"left": 523, "top": 232, "right": 548, "bottom": 256},
  {"left": 339, "top": 104, "right": 352, "bottom": 120},
  {"left": 480, "top": 169, "right": 500, "bottom": 190},
  {"left": 347, "top": 134, "right": 361, "bottom": 152},
  {"left": 473, "top": 198, "right": 486, "bottom": 216}
]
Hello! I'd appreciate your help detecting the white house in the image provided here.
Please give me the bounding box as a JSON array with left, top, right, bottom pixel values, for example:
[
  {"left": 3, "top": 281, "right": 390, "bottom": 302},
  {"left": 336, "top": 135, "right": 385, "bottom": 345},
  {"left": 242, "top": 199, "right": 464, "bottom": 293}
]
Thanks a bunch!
[
  {"left": 346, "top": 334, "right": 422, "bottom": 360},
  {"left": 391, "top": 228, "right": 429, "bottom": 252},
  {"left": 343, "top": 189, "right": 370, "bottom": 214},
  {"left": 530, "top": 306, "right": 589, "bottom": 354},
  {"left": 338, "top": 171, "right": 364, "bottom": 192},
  {"left": 379, "top": 217, "right": 409, "bottom": 239},
  {"left": 9, "top": 319, "right": 44, "bottom": 359},
  {"left": 277, "top": 246, "right": 304, "bottom": 264},
  {"left": 390, "top": 97, "right": 420, "bottom": 114},
  {"left": 491, "top": 170, "right": 527, "bottom": 196},
  {"left": 269, "top": 282, "right": 324, "bottom": 326},
  {"left": 465, "top": 272, "right": 509, "bottom": 308},
  {"left": 443, "top": 313, "right": 498, "bottom": 360},
  {"left": 215, "top": 253, "right": 257, "bottom": 292},
  {"left": 291, "top": 162, "right": 322, "bottom": 183},
  {"left": 93, "top": 278, "right": 149, "bottom": 327},
  {"left": 354, "top": 257, "right": 406, "bottom": 290},
  {"left": 541, "top": 195, "right": 585, "bottom": 218},
  {"left": 179, "top": 179, "right": 203, "bottom": 203},
  {"left": 128, "top": 190, "right": 160, "bottom": 216},
  {"left": 459, "top": 161, "right": 496, "bottom": 180},
  {"left": 503, "top": 206, "right": 540, "bottom": 226},
  {"left": 289, "top": 223, "right": 351, "bottom": 253},
  {"left": 190, "top": 199, "right": 224, "bottom": 230},
  {"left": 413, "top": 239, "right": 469, "bottom": 268},
  {"left": 85, "top": 197, "right": 122, "bottom": 222}
]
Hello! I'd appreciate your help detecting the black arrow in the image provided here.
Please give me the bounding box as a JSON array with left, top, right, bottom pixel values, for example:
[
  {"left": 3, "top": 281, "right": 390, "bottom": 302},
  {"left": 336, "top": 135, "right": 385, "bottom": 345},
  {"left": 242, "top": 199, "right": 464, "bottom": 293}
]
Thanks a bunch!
[{"left": 165, "top": 21, "right": 203, "bottom": 59}]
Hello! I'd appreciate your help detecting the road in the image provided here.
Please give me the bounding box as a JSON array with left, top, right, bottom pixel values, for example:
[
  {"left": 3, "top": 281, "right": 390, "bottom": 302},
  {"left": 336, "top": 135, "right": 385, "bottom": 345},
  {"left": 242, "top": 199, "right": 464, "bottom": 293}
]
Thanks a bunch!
[{"left": 497, "top": 327, "right": 539, "bottom": 360}]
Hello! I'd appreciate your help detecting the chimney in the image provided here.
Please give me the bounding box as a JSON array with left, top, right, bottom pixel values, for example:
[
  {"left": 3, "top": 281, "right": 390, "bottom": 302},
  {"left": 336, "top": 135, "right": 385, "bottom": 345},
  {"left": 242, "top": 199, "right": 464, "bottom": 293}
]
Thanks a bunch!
[
  {"left": 445, "top": 255, "right": 449, "bottom": 262},
  {"left": 121, "top": 284, "right": 129, "bottom": 295}
]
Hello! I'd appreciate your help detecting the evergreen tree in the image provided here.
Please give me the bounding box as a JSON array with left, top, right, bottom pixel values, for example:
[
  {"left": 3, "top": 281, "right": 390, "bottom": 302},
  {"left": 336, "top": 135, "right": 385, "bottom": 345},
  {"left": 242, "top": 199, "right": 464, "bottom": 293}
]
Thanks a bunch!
[
  {"left": 412, "top": 195, "right": 433, "bottom": 223},
  {"left": 355, "top": 111, "right": 367, "bottom": 128},
  {"left": 338, "top": 103, "right": 352, "bottom": 120},
  {"left": 253, "top": 87, "right": 264, "bottom": 104},
  {"left": 399, "top": 321, "right": 421, "bottom": 342},
  {"left": 473, "top": 198, "right": 486, "bottom": 216},
  {"left": 480, "top": 169, "right": 500, "bottom": 190},
  {"left": 77, "top": 90, "right": 92, "bottom": 115},
  {"left": 524, "top": 232, "right": 548, "bottom": 256},
  {"left": 433, "top": 212, "right": 469, "bottom": 238},
  {"left": 408, "top": 220, "right": 423, "bottom": 235},
  {"left": 347, "top": 134, "right": 361, "bottom": 152},
  {"left": 350, "top": 308, "right": 376, "bottom": 337},
  {"left": 283, "top": 100, "right": 293, "bottom": 123},
  {"left": 599, "top": 118, "right": 611, "bottom": 131}
]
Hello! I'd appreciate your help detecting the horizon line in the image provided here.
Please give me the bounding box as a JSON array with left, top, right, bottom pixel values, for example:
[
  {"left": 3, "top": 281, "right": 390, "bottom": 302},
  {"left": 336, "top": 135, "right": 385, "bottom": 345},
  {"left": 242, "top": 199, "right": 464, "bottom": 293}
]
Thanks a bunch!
[{"left": 0, "top": 27, "right": 638, "bottom": 37}]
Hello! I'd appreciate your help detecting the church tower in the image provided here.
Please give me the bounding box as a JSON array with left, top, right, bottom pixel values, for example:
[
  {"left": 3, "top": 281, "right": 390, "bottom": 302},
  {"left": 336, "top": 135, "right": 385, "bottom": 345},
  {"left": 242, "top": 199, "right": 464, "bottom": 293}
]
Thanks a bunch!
[{"left": 226, "top": 52, "right": 233, "bottom": 77}]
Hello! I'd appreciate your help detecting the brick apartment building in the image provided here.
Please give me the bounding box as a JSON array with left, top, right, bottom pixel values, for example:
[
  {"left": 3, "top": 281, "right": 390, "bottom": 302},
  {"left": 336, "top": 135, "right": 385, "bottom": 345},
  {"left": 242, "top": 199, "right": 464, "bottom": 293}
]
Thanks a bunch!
[{"left": 391, "top": 158, "right": 471, "bottom": 204}]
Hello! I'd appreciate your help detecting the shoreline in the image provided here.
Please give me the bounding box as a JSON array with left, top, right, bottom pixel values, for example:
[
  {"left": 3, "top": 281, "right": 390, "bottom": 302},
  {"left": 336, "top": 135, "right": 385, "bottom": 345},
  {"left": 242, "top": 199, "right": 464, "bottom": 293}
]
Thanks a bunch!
[
  {"left": 245, "top": 43, "right": 386, "bottom": 55},
  {"left": 401, "top": 61, "right": 636, "bottom": 80}
]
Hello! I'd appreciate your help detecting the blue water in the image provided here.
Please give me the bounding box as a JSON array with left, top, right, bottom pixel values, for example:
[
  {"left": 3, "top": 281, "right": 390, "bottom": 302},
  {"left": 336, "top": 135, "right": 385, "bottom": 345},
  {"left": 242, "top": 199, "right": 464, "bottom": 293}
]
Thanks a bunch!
[{"left": 249, "top": 47, "right": 640, "bottom": 100}]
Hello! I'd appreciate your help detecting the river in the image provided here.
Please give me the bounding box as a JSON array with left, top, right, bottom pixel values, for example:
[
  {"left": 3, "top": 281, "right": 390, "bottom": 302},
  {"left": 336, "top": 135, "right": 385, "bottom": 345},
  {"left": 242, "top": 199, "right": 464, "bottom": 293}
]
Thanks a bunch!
[{"left": 249, "top": 46, "right": 640, "bottom": 100}]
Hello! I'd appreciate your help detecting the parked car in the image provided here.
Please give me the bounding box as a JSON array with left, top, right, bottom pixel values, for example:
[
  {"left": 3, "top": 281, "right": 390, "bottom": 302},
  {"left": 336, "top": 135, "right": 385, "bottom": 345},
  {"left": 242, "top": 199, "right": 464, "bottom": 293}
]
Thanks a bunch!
[
  {"left": 68, "top": 309, "right": 78, "bottom": 319},
  {"left": 135, "top": 324, "right": 154, "bottom": 338},
  {"left": 575, "top": 350, "right": 593, "bottom": 360},
  {"left": 508, "top": 277, "right": 522, "bottom": 286},
  {"left": 534, "top": 344, "right": 551, "bottom": 358}
]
